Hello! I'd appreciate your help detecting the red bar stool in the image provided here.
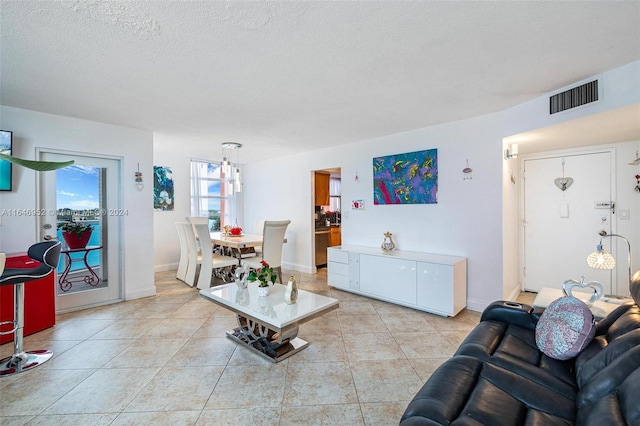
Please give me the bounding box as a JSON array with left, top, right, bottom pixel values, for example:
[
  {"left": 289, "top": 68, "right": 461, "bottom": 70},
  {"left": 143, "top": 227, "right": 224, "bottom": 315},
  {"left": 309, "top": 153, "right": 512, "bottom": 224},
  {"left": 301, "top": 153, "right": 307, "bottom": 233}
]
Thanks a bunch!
[{"left": 0, "top": 241, "right": 61, "bottom": 376}]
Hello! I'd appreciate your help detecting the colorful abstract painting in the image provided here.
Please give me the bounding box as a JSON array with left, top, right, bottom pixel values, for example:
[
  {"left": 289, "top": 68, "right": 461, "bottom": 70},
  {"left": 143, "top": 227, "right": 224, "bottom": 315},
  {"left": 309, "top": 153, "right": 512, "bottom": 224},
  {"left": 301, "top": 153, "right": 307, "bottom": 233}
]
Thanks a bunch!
[
  {"left": 153, "top": 166, "right": 174, "bottom": 211},
  {"left": 373, "top": 149, "right": 438, "bottom": 205}
]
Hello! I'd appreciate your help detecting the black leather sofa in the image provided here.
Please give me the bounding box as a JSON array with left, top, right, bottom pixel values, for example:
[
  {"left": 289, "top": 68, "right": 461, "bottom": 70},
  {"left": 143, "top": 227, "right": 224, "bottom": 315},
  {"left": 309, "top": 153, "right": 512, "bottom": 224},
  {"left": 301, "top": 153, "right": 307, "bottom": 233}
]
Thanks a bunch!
[{"left": 400, "top": 272, "right": 640, "bottom": 425}]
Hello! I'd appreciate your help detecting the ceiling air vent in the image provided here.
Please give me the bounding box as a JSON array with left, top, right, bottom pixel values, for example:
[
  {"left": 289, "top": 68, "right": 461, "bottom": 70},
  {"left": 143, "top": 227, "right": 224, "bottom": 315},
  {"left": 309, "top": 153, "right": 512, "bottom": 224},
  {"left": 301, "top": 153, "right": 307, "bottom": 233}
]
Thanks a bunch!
[{"left": 549, "top": 80, "right": 598, "bottom": 114}]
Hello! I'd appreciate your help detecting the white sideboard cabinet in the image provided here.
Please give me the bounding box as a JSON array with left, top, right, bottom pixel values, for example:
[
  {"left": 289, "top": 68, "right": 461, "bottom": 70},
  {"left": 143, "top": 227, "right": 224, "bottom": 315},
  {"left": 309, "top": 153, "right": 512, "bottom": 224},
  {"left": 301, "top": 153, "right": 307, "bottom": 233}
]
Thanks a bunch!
[{"left": 327, "top": 245, "right": 467, "bottom": 317}]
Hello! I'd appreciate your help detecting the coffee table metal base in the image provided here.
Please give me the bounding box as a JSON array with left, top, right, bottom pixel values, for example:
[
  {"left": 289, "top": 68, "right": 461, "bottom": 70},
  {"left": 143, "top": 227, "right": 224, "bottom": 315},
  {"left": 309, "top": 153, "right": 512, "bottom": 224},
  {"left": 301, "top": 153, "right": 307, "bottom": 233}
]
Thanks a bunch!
[
  {"left": 226, "top": 314, "right": 308, "bottom": 362},
  {"left": 226, "top": 328, "right": 308, "bottom": 363}
]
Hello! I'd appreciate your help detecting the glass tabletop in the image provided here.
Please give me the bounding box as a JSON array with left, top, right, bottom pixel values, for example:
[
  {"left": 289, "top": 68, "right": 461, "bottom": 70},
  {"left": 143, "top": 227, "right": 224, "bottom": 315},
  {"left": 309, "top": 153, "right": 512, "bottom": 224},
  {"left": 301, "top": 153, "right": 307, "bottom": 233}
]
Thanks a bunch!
[{"left": 200, "top": 282, "right": 338, "bottom": 328}]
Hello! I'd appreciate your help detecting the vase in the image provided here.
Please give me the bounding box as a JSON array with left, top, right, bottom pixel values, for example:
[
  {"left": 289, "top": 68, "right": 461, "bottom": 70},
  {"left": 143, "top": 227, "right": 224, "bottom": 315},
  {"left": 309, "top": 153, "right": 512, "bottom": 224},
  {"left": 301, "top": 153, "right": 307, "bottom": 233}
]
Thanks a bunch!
[
  {"left": 62, "top": 230, "right": 93, "bottom": 249},
  {"left": 284, "top": 275, "right": 298, "bottom": 304},
  {"left": 381, "top": 231, "right": 395, "bottom": 252},
  {"left": 257, "top": 285, "right": 270, "bottom": 297}
]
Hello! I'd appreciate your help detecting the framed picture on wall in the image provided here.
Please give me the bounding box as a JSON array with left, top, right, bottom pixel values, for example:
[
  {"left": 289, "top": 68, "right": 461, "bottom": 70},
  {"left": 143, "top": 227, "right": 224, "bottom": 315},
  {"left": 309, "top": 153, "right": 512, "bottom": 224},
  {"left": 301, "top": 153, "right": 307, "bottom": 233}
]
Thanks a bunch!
[
  {"left": 373, "top": 148, "right": 438, "bottom": 205},
  {"left": 153, "top": 166, "right": 174, "bottom": 211},
  {"left": 0, "top": 130, "right": 13, "bottom": 191}
]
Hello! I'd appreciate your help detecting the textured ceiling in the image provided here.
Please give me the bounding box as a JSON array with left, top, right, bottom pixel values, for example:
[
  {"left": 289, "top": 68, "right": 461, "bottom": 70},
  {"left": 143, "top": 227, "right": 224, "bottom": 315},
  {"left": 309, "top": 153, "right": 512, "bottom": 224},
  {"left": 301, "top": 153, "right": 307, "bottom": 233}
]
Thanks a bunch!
[{"left": 1, "top": 1, "right": 639, "bottom": 162}]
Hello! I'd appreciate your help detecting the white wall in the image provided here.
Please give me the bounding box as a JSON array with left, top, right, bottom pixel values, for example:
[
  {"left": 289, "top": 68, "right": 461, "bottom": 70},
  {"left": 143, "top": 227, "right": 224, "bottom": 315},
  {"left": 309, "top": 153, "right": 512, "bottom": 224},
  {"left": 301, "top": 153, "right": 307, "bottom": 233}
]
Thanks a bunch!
[
  {"left": 501, "top": 61, "right": 640, "bottom": 301},
  {"left": 242, "top": 113, "right": 506, "bottom": 311},
  {"left": 151, "top": 135, "right": 247, "bottom": 272},
  {"left": 610, "top": 141, "right": 640, "bottom": 293},
  {"left": 152, "top": 135, "right": 192, "bottom": 272},
  {"left": 0, "top": 106, "right": 155, "bottom": 300},
  {"left": 151, "top": 61, "right": 640, "bottom": 312},
  {"left": 502, "top": 152, "right": 520, "bottom": 300}
]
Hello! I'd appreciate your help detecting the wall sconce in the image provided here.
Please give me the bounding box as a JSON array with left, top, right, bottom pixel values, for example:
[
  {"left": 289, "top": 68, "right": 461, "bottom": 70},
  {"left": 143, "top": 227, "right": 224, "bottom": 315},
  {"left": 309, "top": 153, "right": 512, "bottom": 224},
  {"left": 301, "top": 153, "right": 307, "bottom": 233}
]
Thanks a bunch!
[
  {"left": 135, "top": 163, "right": 144, "bottom": 191},
  {"left": 504, "top": 143, "right": 519, "bottom": 160},
  {"left": 586, "top": 233, "right": 632, "bottom": 294}
]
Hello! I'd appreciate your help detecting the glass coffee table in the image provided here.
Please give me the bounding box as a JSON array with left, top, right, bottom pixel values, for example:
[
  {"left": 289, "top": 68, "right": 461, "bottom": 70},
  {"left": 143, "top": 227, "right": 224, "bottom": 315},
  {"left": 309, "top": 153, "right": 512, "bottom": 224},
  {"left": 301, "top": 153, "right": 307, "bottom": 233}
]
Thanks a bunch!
[{"left": 200, "top": 282, "right": 339, "bottom": 362}]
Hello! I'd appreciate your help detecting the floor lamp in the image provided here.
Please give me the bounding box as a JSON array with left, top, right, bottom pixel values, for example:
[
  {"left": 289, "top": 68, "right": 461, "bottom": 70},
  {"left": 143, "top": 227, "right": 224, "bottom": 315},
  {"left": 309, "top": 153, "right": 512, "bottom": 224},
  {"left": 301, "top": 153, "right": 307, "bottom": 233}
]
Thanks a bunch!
[{"left": 586, "top": 233, "right": 632, "bottom": 295}]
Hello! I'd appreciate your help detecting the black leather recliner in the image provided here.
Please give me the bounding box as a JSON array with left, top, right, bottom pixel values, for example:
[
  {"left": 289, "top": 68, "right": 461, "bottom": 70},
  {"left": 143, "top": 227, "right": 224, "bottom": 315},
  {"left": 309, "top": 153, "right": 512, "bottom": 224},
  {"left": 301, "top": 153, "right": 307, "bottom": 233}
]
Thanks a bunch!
[{"left": 400, "top": 271, "right": 640, "bottom": 425}]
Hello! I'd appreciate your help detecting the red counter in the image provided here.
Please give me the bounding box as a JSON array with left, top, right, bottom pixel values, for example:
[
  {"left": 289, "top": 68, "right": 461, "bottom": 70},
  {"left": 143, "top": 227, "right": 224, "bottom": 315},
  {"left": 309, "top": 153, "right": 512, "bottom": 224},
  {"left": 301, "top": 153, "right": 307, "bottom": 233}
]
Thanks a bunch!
[{"left": 0, "top": 253, "right": 56, "bottom": 344}]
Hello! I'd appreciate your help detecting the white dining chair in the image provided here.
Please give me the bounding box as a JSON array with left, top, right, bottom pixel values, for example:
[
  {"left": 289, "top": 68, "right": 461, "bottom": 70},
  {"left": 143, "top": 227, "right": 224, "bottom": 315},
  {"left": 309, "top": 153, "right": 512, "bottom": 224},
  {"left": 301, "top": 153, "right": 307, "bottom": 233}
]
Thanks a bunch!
[
  {"left": 243, "top": 220, "right": 290, "bottom": 284},
  {"left": 188, "top": 216, "right": 209, "bottom": 239},
  {"left": 193, "top": 223, "right": 238, "bottom": 290},
  {"left": 174, "top": 222, "right": 189, "bottom": 282},
  {"left": 253, "top": 219, "right": 265, "bottom": 256},
  {"left": 183, "top": 222, "right": 201, "bottom": 287}
]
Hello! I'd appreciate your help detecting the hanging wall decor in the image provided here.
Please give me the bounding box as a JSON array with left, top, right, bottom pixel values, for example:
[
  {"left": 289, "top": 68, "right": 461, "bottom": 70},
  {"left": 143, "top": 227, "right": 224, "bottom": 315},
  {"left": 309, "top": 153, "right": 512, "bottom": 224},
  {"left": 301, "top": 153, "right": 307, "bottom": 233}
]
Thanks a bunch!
[
  {"left": 554, "top": 158, "right": 574, "bottom": 191},
  {"left": 373, "top": 148, "right": 438, "bottom": 204},
  {"left": 135, "top": 163, "right": 144, "bottom": 191},
  {"left": 462, "top": 159, "right": 472, "bottom": 181},
  {"left": 153, "top": 166, "right": 174, "bottom": 211}
]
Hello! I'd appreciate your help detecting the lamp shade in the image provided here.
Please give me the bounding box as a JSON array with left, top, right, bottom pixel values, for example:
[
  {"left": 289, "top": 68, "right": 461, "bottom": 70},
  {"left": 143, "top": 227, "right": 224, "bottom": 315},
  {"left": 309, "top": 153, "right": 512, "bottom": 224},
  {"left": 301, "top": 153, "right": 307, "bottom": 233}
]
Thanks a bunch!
[{"left": 586, "top": 248, "right": 616, "bottom": 270}]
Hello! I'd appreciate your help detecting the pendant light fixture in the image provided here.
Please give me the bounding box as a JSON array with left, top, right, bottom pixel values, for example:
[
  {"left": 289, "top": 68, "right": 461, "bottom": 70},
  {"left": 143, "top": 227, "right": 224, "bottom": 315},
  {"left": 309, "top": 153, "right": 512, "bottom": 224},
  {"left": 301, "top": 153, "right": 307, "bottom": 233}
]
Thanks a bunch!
[{"left": 221, "top": 142, "right": 243, "bottom": 194}]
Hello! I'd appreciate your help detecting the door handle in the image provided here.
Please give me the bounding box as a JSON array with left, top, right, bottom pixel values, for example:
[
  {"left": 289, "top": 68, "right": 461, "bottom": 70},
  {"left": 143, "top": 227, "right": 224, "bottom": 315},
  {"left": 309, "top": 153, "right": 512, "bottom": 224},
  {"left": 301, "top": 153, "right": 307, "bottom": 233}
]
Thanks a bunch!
[{"left": 43, "top": 235, "right": 53, "bottom": 241}]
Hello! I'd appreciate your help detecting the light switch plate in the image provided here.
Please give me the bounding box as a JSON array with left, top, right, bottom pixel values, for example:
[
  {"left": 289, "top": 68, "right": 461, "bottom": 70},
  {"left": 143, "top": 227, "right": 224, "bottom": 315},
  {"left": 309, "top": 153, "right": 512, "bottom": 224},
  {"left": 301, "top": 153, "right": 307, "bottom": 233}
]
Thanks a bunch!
[{"left": 619, "top": 209, "right": 630, "bottom": 220}]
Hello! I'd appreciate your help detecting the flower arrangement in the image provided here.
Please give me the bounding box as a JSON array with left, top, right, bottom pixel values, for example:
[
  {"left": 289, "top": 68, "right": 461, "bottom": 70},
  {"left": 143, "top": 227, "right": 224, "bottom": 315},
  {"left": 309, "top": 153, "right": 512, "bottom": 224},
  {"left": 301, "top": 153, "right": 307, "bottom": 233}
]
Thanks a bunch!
[{"left": 248, "top": 260, "right": 277, "bottom": 287}]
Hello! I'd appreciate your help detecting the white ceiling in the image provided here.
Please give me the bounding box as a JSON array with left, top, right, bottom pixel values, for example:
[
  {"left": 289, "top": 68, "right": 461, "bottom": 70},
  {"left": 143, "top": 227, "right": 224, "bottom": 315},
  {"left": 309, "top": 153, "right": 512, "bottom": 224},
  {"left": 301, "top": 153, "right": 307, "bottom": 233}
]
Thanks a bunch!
[{"left": 1, "top": 1, "right": 639, "bottom": 163}]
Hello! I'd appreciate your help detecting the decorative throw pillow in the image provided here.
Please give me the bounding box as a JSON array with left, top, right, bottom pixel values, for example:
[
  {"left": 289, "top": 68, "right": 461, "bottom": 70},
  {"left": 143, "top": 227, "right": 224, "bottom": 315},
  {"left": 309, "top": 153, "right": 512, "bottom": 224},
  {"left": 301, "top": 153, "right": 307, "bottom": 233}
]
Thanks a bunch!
[{"left": 535, "top": 296, "right": 595, "bottom": 360}]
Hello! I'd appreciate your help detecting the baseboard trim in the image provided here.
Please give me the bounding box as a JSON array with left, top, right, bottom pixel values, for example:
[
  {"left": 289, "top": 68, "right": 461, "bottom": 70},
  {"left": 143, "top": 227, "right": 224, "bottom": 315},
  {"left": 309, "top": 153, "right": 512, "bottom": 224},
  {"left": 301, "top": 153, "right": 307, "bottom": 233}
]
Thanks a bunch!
[
  {"left": 466, "top": 298, "right": 492, "bottom": 313},
  {"left": 281, "top": 261, "right": 315, "bottom": 274},
  {"left": 126, "top": 285, "right": 156, "bottom": 300},
  {"left": 154, "top": 262, "right": 178, "bottom": 272}
]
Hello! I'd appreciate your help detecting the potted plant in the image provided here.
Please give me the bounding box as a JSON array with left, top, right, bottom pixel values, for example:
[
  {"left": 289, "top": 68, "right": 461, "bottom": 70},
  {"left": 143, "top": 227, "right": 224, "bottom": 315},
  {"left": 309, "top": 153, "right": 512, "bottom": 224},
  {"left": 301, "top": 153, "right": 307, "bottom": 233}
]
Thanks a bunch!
[
  {"left": 248, "top": 260, "right": 277, "bottom": 296},
  {"left": 58, "top": 221, "right": 93, "bottom": 249}
]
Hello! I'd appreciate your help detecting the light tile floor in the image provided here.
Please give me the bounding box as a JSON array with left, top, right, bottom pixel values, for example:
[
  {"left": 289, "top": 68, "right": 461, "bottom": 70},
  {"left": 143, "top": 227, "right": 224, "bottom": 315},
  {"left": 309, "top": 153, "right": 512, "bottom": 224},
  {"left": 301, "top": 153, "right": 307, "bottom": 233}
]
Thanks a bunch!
[{"left": 1, "top": 269, "right": 528, "bottom": 425}]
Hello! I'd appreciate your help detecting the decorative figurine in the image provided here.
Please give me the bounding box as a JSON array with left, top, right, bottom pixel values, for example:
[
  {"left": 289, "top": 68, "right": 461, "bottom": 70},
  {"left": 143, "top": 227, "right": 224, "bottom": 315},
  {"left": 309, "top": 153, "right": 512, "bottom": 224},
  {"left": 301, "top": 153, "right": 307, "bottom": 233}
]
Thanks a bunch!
[
  {"left": 235, "top": 263, "right": 249, "bottom": 289},
  {"left": 562, "top": 276, "right": 603, "bottom": 307},
  {"left": 284, "top": 275, "right": 298, "bottom": 305},
  {"left": 381, "top": 231, "right": 396, "bottom": 252}
]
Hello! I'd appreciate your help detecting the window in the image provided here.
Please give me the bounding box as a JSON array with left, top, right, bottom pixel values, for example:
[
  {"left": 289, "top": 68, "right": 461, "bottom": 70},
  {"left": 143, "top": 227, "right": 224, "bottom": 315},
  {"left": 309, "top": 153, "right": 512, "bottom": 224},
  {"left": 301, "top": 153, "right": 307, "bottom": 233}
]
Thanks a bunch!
[
  {"left": 191, "top": 160, "right": 235, "bottom": 231},
  {"left": 329, "top": 177, "right": 341, "bottom": 212}
]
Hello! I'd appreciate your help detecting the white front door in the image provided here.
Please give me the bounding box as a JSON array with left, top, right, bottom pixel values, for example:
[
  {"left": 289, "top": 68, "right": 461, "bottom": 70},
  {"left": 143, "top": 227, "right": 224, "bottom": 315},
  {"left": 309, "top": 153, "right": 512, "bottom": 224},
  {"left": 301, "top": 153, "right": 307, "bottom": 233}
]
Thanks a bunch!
[
  {"left": 38, "top": 150, "right": 123, "bottom": 313},
  {"left": 523, "top": 150, "right": 614, "bottom": 294}
]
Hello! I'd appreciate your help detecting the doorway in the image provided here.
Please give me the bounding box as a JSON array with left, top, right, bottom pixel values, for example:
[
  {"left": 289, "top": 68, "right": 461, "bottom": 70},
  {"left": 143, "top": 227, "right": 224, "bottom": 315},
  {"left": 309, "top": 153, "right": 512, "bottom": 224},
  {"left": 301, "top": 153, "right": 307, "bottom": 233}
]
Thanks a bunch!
[
  {"left": 313, "top": 167, "right": 341, "bottom": 270},
  {"left": 522, "top": 150, "right": 615, "bottom": 293},
  {"left": 38, "top": 150, "right": 123, "bottom": 313}
]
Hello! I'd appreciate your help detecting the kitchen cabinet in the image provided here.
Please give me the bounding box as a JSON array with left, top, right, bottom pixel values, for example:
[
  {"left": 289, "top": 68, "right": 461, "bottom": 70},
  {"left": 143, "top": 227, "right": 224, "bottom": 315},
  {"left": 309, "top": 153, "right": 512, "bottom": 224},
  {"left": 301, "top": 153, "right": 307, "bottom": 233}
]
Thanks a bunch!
[
  {"left": 314, "top": 172, "right": 330, "bottom": 206},
  {"left": 0, "top": 253, "right": 56, "bottom": 344},
  {"left": 327, "top": 245, "right": 467, "bottom": 317},
  {"left": 329, "top": 227, "right": 341, "bottom": 247}
]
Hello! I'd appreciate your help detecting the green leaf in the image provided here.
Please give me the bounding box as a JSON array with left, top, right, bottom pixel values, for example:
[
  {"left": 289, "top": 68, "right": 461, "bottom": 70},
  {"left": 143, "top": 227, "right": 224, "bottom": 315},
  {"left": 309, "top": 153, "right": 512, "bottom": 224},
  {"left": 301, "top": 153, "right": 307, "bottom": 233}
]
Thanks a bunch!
[{"left": 0, "top": 153, "right": 74, "bottom": 171}]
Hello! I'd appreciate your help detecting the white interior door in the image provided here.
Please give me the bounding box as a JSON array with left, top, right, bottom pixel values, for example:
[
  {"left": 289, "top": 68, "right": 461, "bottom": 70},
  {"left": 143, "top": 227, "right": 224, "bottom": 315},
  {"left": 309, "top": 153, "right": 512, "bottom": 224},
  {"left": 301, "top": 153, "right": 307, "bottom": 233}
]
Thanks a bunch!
[
  {"left": 38, "top": 151, "right": 123, "bottom": 313},
  {"left": 523, "top": 151, "right": 614, "bottom": 294}
]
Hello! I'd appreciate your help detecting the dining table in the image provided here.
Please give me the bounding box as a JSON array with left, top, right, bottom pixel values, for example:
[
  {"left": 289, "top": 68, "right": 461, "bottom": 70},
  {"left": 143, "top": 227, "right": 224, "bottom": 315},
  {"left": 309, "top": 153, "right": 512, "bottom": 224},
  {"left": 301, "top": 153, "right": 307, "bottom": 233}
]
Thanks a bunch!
[
  {"left": 209, "top": 231, "right": 287, "bottom": 264},
  {"left": 209, "top": 232, "right": 265, "bottom": 250}
]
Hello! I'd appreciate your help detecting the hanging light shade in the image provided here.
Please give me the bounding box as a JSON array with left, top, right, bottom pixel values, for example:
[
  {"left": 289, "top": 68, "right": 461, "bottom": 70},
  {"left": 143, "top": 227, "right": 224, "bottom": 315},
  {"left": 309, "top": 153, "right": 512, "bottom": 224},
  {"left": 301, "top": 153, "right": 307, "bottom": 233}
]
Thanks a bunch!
[
  {"left": 586, "top": 244, "right": 616, "bottom": 270},
  {"left": 221, "top": 142, "right": 242, "bottom": 193},
  {"left": 234, "top": 166, "right": 242, "bottom": 193}
]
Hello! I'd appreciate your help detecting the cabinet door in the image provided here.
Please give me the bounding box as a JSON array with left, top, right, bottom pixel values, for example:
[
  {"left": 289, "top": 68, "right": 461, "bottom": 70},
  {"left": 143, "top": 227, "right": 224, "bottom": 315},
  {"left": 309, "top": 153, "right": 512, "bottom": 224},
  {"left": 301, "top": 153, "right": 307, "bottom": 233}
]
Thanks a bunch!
[
  {"left": 329, "top": 227, "right": 341, "bottom": 246},
  {"left": 417, "top": 262, "right": 453, "bottom": 315},
  {"left": 315, "top": 173, "right": 330, "bottom": 206},
  {"left": 0, "top": 255, "right": 56, "bottom": 344},
  {"left": 360, "top": 254, "right": 416, "bottom": 305}
]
